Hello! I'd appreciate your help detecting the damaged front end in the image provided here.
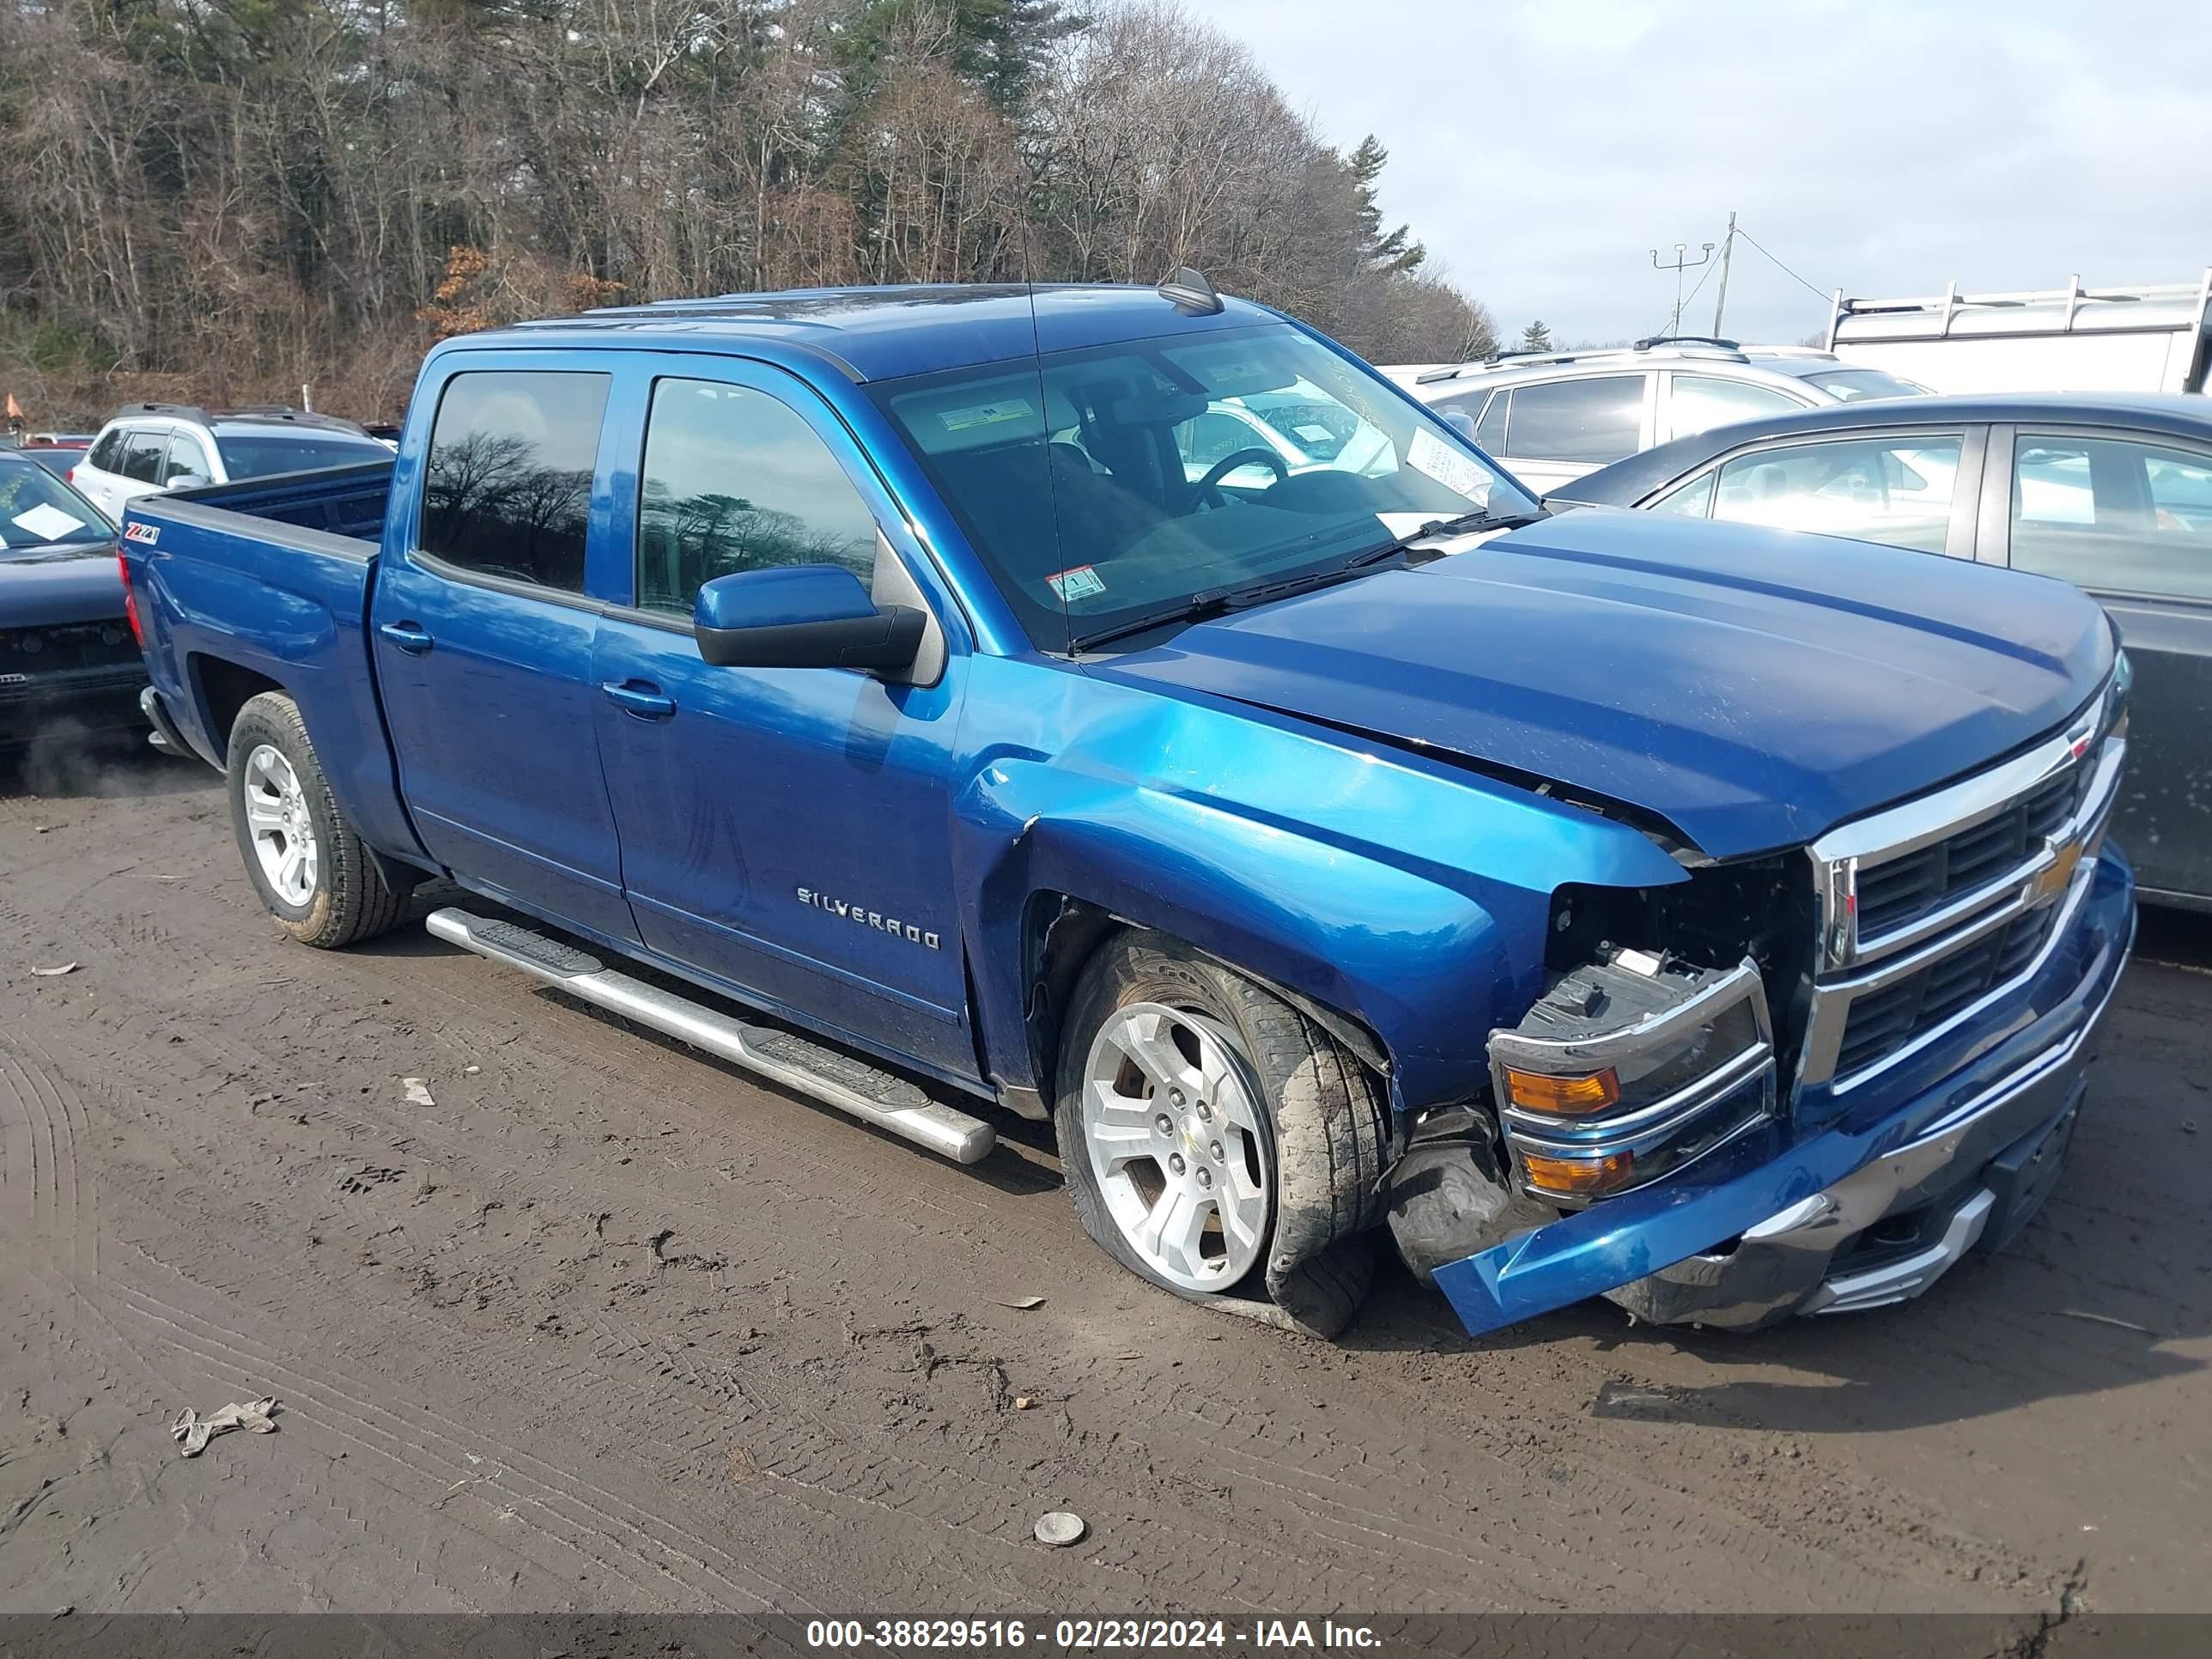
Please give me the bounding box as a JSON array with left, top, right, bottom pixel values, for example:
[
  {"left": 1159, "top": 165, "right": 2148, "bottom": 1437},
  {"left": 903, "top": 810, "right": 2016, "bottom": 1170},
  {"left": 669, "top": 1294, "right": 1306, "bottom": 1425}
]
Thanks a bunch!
[{"left": 1391, "top": 669, "right": 2136, "bottom": 1336}]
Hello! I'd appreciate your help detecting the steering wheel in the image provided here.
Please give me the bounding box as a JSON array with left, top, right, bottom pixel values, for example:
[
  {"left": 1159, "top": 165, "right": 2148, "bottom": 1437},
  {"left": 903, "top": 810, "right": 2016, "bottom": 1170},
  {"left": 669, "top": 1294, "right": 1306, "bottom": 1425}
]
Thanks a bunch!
[{"left": 1194, "top": 447, "right": 1291, "bottom": 505}]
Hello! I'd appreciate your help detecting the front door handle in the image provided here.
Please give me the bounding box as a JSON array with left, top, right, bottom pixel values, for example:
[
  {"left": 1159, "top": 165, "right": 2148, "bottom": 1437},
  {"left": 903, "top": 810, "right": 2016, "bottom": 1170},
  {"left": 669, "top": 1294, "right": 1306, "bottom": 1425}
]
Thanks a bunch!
[
  {"left": 380, "top": 621, "right": 434, "bottom": 654},
  {"left": 601, "top": 680, "right": 677, "bottom": 720}
]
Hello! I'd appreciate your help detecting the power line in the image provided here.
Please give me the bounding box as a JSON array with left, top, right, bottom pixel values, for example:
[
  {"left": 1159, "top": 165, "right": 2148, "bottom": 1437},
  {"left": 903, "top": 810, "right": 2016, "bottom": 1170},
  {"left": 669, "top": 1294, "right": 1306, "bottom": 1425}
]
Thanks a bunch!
[{"left": 1731, "top": 224, "right": 1831, "bottom": 304}]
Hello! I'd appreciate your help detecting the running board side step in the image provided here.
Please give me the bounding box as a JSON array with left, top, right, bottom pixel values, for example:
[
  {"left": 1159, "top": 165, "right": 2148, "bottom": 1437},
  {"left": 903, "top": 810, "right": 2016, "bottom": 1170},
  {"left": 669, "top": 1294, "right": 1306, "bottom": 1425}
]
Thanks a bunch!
[{"left": 425, "top": 908, "right": 995, "bottom": 1164}]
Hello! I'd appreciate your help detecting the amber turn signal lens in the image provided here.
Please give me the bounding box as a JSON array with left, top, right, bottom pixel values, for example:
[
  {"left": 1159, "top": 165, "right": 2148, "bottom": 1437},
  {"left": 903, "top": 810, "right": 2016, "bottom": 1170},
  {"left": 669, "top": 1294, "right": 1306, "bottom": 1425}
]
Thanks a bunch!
[
  {"left": 1502, "top": 1065, "right": 1620, "bottom": 1114},
  {"left": 1522, "top": 1150, "right": 1636, "bottom": 1198}
]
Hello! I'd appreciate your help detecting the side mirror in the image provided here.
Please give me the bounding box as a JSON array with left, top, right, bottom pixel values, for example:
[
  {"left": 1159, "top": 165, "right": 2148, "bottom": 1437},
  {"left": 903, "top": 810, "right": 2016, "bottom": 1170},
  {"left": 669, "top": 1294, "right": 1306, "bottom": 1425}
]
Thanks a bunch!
[
  {"left": 1440, "top": 410, "right": 1480, "bottom": 444},
  {"left": 167, "top": 472, "right": 210, "bottom": 491},
  {"left": 693, "top": 564, "right": 923, "bottom": 673}
]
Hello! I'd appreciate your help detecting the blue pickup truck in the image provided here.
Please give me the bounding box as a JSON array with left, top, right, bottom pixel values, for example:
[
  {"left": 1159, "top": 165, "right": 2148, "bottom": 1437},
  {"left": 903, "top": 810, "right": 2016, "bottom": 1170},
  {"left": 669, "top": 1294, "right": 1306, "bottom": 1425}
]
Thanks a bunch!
[{"left": 121, "top": 277, "right": 2136, "bottom": 1340}]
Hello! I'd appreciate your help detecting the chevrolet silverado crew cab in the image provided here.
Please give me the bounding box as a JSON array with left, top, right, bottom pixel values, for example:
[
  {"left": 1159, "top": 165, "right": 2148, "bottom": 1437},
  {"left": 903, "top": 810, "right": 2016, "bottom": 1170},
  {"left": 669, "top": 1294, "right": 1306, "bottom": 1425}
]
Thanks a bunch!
[{"left": 121, "top": 275, "right": 2136, "bottom": 1340}]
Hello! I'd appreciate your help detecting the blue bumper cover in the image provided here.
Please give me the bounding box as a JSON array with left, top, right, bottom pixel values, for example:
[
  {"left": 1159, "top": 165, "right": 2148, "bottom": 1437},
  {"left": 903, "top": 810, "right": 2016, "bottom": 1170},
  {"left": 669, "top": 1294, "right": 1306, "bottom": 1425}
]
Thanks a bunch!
[{"left": 1431, "top": 852, "right": 2136, "bottom": 1336}]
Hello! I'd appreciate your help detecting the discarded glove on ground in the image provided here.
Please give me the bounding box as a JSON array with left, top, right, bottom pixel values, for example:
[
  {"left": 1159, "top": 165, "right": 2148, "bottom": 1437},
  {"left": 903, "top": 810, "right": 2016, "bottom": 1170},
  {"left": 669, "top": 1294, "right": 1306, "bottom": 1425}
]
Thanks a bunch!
[{"left": 170, "top": 1396, "right": 280, "bottom": 1457}]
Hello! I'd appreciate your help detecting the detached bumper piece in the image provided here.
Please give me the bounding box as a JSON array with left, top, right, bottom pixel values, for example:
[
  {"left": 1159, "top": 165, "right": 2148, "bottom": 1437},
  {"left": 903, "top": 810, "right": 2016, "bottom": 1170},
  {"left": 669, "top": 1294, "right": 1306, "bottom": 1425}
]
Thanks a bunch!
[{"left": 1607, "top": 1065, "right": 2087, "bottom": 1332}]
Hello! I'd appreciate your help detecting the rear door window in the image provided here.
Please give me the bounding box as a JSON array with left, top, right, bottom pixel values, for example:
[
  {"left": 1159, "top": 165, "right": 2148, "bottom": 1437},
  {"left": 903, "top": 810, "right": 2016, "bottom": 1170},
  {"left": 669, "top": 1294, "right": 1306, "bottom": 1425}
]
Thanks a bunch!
[
  {"left": 419, "top": 370, "right": 611, "bottom": 592},
  {"left": 2012, "top": 434, "right": 2212, "bottom": 599},
  {"left": 1708, "top": 434, "right": 1963, "bottom": 554},
  {"left": 118, "top": 430, "right": 167, "bottom": 483},
  {"left": 88, "top": 429, "right": 126, "bottom": 471},
  {"left": 1665, "top": 375, "right": 1807, "bottom": 441},
  {"left": 1502, "top": 376, "right": 1644, "bottom": 464}
]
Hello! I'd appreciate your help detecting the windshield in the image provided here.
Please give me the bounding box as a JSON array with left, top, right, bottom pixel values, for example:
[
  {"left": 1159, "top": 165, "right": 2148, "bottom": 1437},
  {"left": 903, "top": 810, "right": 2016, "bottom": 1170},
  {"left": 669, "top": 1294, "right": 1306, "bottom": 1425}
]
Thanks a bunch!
[
  {"left": 0, "top": 457, "right": 114, "bottom": 548},
  {"left": 215, "top": 433, "right": 390, "bottom": 480},
  {"left": 870, "top": 323, "right": 1536, "bottom": 649},
  {"left": 1801, "top": 368, "right": 1930, "bottom": 403}
]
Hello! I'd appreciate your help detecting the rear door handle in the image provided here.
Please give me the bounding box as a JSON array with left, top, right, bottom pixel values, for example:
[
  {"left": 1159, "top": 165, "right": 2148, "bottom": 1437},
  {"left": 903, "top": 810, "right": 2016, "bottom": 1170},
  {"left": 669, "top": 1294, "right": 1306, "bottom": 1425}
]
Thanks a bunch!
[
  {"left": 601, "top": 680, "right": 677, "bottom": 720},
  {"left": 380, "top": 621, "right": 434, "bottom": 654}
]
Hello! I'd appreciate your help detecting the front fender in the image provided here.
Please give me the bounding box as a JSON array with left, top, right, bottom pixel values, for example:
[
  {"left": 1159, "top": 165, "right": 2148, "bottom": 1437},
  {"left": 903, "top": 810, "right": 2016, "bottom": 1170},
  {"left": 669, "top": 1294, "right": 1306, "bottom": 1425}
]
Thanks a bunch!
[{"left": 950, "top": 657, "right": 1688, "bottom": 1109}]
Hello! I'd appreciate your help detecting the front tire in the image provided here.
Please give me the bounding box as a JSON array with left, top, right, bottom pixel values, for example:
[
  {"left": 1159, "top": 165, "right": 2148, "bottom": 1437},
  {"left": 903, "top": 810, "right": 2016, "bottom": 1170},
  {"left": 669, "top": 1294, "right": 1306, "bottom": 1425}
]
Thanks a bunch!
[
  {"left": 1054, "top": 933, "right": 1388, "bottom": 1339},
  {"left": 228, "top": 691, "right": 410, "bottom": 949}
]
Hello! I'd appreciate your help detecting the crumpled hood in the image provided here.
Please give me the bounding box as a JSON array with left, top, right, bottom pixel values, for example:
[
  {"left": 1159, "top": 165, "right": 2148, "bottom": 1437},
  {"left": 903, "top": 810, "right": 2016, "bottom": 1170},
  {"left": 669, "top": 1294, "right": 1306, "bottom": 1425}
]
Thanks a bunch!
[
  {"left": 0, "top": 542, "right": 127, "bottom": 629},
  {"left": 1096, "top": 511, "right": 2114, "bottom": 860}
]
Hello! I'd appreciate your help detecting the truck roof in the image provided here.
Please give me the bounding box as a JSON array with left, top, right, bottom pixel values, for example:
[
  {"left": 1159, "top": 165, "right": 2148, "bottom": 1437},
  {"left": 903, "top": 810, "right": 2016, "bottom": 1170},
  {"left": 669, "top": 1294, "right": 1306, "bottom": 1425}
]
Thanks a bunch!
[{"left": 477, "top": 283, "right": 1281, "bottom": 383}]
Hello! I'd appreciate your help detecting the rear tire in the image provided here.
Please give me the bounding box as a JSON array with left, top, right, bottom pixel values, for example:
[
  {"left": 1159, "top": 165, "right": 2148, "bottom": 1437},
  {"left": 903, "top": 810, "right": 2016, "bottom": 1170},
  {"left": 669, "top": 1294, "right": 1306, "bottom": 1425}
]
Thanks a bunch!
[
  {"left": 227, "top": 691, "right": 410, "bottom": 949},
  {"left": 1054, "top": 932, "right": 1388, "bottom": 1339}
]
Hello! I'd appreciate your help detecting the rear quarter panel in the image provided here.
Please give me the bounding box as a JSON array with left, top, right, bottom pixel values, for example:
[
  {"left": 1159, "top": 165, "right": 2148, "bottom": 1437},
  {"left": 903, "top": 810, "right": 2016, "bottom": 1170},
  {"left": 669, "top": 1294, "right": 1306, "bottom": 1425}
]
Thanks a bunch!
[{"left": 125, "top": 485, "right": 423, "bottom": 864}]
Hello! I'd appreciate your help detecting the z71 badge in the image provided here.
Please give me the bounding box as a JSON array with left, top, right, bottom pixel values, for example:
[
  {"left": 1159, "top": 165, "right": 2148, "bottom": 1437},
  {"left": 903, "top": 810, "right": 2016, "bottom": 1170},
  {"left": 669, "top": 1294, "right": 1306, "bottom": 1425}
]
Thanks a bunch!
[
  {"left": 123, "top": 522, "right": 161, "bottom": 544},
  {"left": 796, "top": 886, "right": 940, "bottom": 950}
]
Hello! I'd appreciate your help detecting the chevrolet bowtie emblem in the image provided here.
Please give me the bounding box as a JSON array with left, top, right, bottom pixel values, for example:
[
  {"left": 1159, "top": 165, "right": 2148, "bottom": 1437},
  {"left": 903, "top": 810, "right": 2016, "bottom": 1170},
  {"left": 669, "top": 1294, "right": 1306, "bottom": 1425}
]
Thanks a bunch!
[{"left": 2029, "top": 838, "right": 2084, "bottom": 905}]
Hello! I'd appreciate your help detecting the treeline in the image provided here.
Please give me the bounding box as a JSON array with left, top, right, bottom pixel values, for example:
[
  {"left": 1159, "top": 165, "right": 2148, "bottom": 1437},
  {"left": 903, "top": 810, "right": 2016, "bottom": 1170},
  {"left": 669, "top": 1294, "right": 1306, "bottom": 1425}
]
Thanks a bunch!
[{"left": 0, "top": 0, "right": 1499, "bottom": 424}]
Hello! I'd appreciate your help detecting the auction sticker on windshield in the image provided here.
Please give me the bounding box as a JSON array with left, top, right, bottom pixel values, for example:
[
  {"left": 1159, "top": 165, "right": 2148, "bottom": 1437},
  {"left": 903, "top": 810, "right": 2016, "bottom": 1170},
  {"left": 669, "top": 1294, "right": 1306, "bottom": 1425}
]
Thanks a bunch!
[
  {"left": 939, "top": 398, "right": 1036, "bottom": 434},
  {"left": 11, "top": 503, "right": 88, "bottom": 541},
  {"left": 1047, "top": 564, "right": 1108, "bottom": 602},
  {"left": 1406, "top": 428, "right": 1492, "bottom": 506}
]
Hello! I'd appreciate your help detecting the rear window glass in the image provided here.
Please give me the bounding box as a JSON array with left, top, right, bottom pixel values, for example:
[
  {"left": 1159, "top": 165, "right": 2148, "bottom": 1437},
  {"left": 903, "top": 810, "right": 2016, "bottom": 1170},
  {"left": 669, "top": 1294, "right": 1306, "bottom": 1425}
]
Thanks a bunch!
[
  {"left": 419, "top": 371, "right": 611, "bottom": 592},
  {"left": 1799, "top": 368, "right": 1930, "bottom": 403},
  {"left": 215, "top": 434, "right": 391, "bottom": 480}
]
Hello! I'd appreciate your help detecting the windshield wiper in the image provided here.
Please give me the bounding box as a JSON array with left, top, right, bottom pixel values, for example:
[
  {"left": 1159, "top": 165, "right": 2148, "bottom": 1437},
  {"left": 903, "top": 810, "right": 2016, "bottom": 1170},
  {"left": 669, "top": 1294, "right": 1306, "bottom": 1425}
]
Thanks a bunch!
[
  {"left": 1350, "top": 507, "right": 1548, "bottom": 568},
  {"left": 1068, "top": 509, "right": 1547, "bottom": 653}
]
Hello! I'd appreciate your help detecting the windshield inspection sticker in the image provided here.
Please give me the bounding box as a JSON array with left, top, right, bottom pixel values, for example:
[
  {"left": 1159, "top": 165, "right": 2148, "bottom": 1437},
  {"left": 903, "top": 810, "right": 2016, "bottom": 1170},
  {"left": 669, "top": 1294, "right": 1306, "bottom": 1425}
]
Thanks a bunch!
[
  {"left": 939, "top": 397, "right": 1036, "bottom": 434},
  {"left": 11, "top": 503, "right": 88, "bottom": 541},
  {"left": 1406, "top": 427, "right": 1493, "bottom": 507},
  {"left": 1046, "top": 564, "right": 1108, "bottom": 602}
]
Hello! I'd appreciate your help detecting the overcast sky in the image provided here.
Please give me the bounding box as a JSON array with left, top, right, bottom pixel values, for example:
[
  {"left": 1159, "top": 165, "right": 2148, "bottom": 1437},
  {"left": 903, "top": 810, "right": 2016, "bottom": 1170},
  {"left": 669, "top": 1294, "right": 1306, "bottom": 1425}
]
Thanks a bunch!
[{"left": 1200, "top": 0, "right": 2212, "bottom": 348}]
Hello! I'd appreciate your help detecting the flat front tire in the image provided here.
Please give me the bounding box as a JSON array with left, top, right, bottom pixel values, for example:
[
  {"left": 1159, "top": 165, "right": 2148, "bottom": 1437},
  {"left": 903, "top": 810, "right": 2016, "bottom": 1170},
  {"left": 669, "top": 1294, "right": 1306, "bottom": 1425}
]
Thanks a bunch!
[
  {"left": 227, "top": 691, "right": 410, "bottom": 949},
  {"left": 1054, "top": 933, "right": 1389, "bottom": 1339}
]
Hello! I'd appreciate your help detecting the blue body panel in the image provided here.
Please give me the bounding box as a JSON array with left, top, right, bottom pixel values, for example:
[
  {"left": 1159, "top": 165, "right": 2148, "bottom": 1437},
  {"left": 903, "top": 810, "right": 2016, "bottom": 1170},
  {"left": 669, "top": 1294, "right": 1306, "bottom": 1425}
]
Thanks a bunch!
[
  {"left": 118, "top": 283, "right": 2129, "bottom": 1337},
  {"left": 1103, "top": 512, "right": 2112, "bottom": 860}
]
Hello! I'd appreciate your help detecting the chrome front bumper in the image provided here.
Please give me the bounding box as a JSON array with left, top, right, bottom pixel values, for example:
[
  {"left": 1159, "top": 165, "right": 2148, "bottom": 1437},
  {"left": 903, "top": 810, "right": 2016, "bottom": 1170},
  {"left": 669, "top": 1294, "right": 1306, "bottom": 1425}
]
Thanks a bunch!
[{"left": 1604, "top": 933, "right": 2121, "bottom": 1331}]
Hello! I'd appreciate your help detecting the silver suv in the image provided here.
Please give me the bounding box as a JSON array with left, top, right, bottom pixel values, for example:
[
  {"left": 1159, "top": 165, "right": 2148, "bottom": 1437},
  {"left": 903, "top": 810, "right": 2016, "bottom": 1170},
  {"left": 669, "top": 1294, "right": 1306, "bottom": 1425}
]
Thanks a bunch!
[
  {"left": 71, "top": 404, "right": 391, "bottom": 523},
  {"left": 1384, "top": 337, "right": 1928, "bottom": 495}
]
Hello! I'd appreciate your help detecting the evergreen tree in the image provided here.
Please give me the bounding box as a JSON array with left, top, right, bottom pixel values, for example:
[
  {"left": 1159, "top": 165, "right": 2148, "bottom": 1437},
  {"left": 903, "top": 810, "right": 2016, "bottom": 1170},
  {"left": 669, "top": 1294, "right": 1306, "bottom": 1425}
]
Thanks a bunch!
[
  {"left": 1346, "top": 135, "right": 1424, "bottom": 275},
  {"left": 1521, "top": 320, "right": 1554, "bottom": 351}
]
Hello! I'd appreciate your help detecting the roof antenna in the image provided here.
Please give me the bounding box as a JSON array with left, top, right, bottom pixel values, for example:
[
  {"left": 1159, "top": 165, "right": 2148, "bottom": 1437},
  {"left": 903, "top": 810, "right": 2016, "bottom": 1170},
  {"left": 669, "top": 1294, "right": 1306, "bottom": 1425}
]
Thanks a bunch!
[{"left": 1157, "top": 266, "right": 1223, "bottom": 316}]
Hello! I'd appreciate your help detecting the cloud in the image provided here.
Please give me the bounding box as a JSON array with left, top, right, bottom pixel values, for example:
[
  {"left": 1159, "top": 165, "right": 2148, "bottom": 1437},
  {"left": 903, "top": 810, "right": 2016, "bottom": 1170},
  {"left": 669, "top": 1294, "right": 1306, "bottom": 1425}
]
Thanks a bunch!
[{"left": 1193, "top": 0, "right": 2212, "bottom": 344}]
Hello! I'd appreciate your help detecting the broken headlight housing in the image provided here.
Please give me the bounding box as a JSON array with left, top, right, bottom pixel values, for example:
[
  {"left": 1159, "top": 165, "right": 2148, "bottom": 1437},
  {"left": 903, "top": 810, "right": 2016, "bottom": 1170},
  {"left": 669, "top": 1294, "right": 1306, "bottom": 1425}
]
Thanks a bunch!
[{"left": 1488, "top": 949, "right": 1778, "bottom": 1204}]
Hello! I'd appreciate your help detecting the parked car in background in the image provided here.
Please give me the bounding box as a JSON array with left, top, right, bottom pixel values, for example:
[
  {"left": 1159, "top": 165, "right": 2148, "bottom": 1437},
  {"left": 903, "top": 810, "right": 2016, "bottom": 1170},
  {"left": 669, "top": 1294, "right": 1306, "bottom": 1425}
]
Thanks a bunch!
[
  {"left": 1550, "top": 392, "right": 2210, "bottom": 909},
  {"left": 19, "top": 444, "right": 92, "bottom": 485},
  {"left": 70, "top": 404, "right": 392, "bottom": 523},
  {"left": 121, "top": 279, "right": 2132, "bottom": 1344},
  {"left": 1829, "top": 272, "right": 2212, "bottom": 396},
  {"left": 0, "top": 451, "right": 143, "bottom": 741},
  {"left": 1389, "top": 337, "right": 1929, "bottom": 494}
]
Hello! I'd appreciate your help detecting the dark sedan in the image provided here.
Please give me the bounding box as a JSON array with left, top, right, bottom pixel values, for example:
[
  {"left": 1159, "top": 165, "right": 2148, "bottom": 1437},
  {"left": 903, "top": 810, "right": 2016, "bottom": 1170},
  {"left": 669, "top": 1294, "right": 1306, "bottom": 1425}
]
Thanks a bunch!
[
  {"left": 0, "top": 452, "right": 144, "bottom": 743},
  {"left": 1548, "top": 392, "right": 2212, "bottom": 910}
]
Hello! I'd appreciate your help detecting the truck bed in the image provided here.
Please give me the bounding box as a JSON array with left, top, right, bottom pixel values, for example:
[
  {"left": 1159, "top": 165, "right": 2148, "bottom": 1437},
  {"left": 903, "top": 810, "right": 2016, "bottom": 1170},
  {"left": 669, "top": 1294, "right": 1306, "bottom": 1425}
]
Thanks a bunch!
[{"left": 122, "top": 459, "right": 422, "bottom": 860}]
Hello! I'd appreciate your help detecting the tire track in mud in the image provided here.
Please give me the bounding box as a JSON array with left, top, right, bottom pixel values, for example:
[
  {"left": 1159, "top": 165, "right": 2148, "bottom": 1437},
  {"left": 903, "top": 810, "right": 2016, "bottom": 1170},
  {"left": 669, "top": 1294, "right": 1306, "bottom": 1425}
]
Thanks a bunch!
[{"left": 9, "top": 955, "right": 2049, "bottom": 1613}]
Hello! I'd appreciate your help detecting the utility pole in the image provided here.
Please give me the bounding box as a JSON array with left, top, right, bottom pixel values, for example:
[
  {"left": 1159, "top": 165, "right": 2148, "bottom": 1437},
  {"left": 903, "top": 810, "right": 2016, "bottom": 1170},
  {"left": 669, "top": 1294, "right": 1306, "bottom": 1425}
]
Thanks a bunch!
[
  {"left": 1711, "top": 212, "right": 1737, "bottom": 338},
  {"left": 1650, "top": 240, "right": 1715, "bottom": 337}
]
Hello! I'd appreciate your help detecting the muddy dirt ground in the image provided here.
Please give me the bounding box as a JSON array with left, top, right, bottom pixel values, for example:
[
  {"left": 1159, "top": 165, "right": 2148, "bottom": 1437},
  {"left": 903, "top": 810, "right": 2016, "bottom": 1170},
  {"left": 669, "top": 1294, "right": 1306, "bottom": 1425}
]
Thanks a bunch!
[{"left": 2, "top": 739, "right": 2207, "bottom": 1619}]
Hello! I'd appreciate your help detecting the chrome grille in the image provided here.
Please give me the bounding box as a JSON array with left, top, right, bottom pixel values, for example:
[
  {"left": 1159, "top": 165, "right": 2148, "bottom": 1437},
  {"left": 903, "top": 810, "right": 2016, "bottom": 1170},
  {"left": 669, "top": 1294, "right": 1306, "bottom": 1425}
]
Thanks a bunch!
[
  {"left": 1832, "top": 906, "right": 2063, "bottom": 1078},
  {"left": 1800, "top": 677, "right": 2127, "bottom": 1093},
  {"left": 1853, "top": 768, "right": 2084, "bottom": 942}
]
